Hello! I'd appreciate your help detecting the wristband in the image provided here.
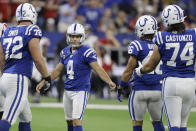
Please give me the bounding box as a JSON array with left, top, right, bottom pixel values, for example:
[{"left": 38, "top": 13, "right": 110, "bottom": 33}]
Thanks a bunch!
[
  {"left": 43, "top": 76, "right": 51, "bottom": 82},
  {"left": 119, "top": 80, "right": 129, "bottom": 87}
]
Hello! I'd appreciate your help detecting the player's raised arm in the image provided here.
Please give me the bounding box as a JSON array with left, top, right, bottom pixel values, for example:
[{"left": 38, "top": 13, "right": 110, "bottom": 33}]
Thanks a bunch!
[{"left": 90, "top": 61, "right": 116, "bottom": 91}]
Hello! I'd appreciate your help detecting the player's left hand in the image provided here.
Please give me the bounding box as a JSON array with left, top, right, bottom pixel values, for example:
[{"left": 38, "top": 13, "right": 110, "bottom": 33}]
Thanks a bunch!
[
  {"left": 108, "top": 81, "right": 116, "bottom": 91},
  {"left": 36, "top": 76, "right": 52, "bottom": 95},
  {"left": 117, "top": 86, "right": 122, "bottom": 102},
  {"left": 36, "top": 80, "right": 45, "bottom": 94}
]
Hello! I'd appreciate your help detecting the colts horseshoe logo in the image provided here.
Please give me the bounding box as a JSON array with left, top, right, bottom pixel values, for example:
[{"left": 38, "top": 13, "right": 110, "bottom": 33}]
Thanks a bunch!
[
  {"left": 139, "top": 18, "right": 148, "bottom": 27},
  {"left": 163, "top": 9, "right": 171, "bottom": 18}
]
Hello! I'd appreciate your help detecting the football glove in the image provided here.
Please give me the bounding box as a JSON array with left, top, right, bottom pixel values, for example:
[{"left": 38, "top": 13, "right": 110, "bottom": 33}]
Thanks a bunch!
[{"left": 40, "top": 76, "right": 51, "bottom": 95}]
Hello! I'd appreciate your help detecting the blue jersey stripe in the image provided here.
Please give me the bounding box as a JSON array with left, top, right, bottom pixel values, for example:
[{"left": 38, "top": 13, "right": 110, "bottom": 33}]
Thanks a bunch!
[
  {"left": 131, "top": 41, "right": 139, "bottom": 51},
  {"left": 135, "top": 40, "right": 143, "bottom": 50},
  {"left": 156, "top": 32, "right": 161, "bottom": 45}
]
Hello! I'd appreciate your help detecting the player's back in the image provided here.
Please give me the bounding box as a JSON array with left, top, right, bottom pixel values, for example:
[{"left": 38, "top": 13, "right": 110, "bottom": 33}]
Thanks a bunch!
[
  {"left": 155, "top": 29, "right": 196, "bottom": 78},
  {"left": 1, "top": 24, "right": 42, "bottom": 78},
  {"left": 129, "top": 40, "right": 162, "bottom": 90}
]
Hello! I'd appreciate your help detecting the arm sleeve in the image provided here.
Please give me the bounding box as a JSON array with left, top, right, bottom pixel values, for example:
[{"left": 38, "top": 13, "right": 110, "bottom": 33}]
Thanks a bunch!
[
  {"left": 25, "top": 25, "right": 42, "bottom": 40},
  {"left": 83, "top": 48, "right": 97, "bottom": 63},
  {"left": 128, "top": 40, "right": 142, "bottom": 57}
]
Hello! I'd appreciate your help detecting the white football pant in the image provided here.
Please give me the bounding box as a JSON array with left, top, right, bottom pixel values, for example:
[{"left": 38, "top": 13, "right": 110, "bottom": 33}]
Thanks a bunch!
[
  {"left": 0, "top": 73, "right": 32, "bottom": 125},
  {"left": 0, "top": 91, "right": 4, "bottom": 112},
  {"left": 129, "top": 90, "right": 163, "bottom": 121},
  {"left": 63, "top": 90, "right": 89, "bottom": 120},
  {"left": 162, "top": 77, "right": 196, "bottom": 128}
]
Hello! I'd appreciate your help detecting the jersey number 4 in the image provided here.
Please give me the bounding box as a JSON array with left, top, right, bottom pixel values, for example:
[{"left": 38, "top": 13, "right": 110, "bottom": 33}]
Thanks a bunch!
[
  {"left": 3, "top": 36, "right": 23, "bottom": 60},
  {"left": 67, "top": 60, "right": 74, "bottom": 79},
  {"left": 166, "top": 42, "right": 194, "bottom": 67}
]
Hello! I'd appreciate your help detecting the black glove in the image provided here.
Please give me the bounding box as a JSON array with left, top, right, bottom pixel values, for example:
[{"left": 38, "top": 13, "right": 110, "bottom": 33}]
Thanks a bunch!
[{"left": 40, "top": 76, "right": 51, "bottom": 95}]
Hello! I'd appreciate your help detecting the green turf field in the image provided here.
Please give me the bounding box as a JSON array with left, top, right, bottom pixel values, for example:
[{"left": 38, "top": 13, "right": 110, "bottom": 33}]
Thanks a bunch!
[{"left": 10, "top": 98, "right": 196, "bottom": 131}]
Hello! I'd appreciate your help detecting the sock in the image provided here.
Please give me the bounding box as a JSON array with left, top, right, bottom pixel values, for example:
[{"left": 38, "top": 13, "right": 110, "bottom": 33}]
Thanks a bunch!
[
  {"left": 19, "top": 122, "right": 31, "bottom": 131},
  {"left": 133, "top": 125, "right": 142, "bottom": 131},
  {"left": 153, "top": 121, "right": 165, "bottom": 131},
  {"left": 73, "top": 125, "right": 83, "bottom": 131},
  {"left": 68, "top": 125, "right": 73, "bottom": 131},
  {"left": 180, "top": 127, "right": 187, "bottom": 131},
  {"left": 170, "top": 127, "right": 180, "bottom": 131},
  {"left": 0, "top": 120, "right": 11, "bottom": 131},
  {"left": 0, "top": 111, "right": 3, "bottom": 119}
]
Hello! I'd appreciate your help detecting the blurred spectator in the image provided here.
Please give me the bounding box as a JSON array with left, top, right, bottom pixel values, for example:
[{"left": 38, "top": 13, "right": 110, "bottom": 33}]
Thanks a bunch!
[
  {"left": 188, "top": 0, "right": 196, "bottom": 23},
  {"left": 0, "top": 0, "right": 11, "bottom": 22},
  {"left": 57, "top": 0, "right": 78, "bottom": 33},
  {"left": 11, "top": 0, "right": 29, "bottom": 17},
  {"left": 54, "top": 33, "right": 68, "bottom": 102},
  {"left": 31, "top": 37, "right": 50, "bottom": 103},
  {"left": 77, "top": 0, "right": 103, "bottom": 32},
  {"left": 83, "top": 24, "right": 101, "bottom": 58},
  {"left": 31, "top": 0, "right": 46, "bottom": 29},
  {"left": 99, "top": 8, "right": 114, "bottom": 32},
  {"left": 44, "top": 0, "right": 59, "bottom": 31},
  {"left": 134, "top": 0, "right": 159, "bottom": 16},
  {"left": 99, "top": 30, "right": 121, "bottom": 48},
  {"left": 114, "top": 10, "right": 129, "bottom": 33}
]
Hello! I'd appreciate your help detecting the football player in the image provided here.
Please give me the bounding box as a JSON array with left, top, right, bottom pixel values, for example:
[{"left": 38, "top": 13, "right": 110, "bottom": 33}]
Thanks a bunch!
[
  {"left": 36, "top": 23, "right": 116, "bottom": 131},
  {"left": 0, "top": 3, "right": 51, "bottom": 131},
  {"left": 117, "top": 15, "right": 165, "bottom": 131},
  {"left": 136, "top": 5, "right": 196, "bottom": 131},
  {"left": 0, "top": 23, "right": 7, "bottom": 120}
]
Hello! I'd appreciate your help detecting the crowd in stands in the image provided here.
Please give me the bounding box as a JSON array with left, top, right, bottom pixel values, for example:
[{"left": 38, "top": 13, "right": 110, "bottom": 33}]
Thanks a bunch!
[{"left": 0, "top": 0, "right": 196, "bottom": 100}]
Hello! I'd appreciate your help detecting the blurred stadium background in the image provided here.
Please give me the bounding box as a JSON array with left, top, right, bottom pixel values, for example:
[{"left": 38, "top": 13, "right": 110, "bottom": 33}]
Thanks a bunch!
[{"left": 1, "top": 0, "right": 196, "bottom": 130}]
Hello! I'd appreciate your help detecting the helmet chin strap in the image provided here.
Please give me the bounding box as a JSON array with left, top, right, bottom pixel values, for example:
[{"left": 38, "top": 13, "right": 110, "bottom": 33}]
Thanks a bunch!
[{"left": 70, "top": 42, "right": 82, "bottom": 48}]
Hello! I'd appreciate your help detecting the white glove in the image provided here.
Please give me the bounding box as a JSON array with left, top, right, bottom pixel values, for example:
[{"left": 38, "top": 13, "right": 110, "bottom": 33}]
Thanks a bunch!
[{"left": 135, "top": 66, "right": 143, "bottom": 77}]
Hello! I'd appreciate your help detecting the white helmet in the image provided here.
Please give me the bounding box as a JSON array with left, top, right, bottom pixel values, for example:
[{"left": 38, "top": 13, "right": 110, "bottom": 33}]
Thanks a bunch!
[
  {"left": 16, "top": 3, "right": 37, "bottom": 24},
  {"left": 161, "top": 5, "right": 185, "bottom": 28},
  {"left": 0, "top": 23, "right": 7, "bottom": 38},
  {"left": 66, "top": 23, "right": 85, "bottom": 47},
  {"left": 135, "top": 15, "right": 157, "bottom": 38}
]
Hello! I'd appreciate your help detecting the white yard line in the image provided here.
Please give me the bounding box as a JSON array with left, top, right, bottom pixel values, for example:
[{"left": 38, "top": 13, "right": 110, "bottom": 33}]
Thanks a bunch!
[{"left": 30, "top": 103, "right": 196, "bottom": 112}]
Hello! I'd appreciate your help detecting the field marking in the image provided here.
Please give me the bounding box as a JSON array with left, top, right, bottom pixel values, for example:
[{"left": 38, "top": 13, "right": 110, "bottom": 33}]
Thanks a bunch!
[
  {"left": 30, "top": 103, "right": 196, "bottom": 130},
  {"left": 31, "top": 103, "right": 196, "bottom": 112}
]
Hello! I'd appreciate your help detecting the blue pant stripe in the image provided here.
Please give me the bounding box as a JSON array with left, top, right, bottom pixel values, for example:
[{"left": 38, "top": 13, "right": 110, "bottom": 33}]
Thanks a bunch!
[
  {"left": 162, "top": 78, "right": 171, "bottom": 129},
  {"left": 6, "top": 74, "right": 20, "bottom": 121},
  {"left": 10, "top": 75, "right": 24, "bottom": 123},
  {"left": 79, "top": 91, "right": 87, "bottom": 120},
  {"left": 131, "top": 90, "right": 136, "bottom": 120},
  {"left": 128, "top": 90, "right": 132, "bottom": 119}
]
